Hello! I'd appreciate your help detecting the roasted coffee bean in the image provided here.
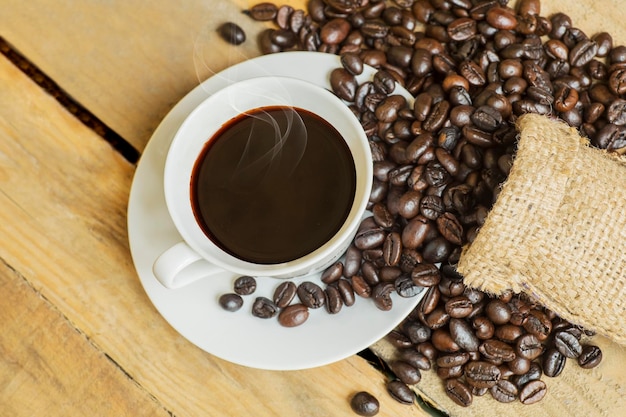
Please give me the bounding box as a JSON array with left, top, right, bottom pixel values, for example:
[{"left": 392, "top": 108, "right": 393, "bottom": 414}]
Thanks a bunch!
[
  {"left": 486, "top": 6, "right": 517, "bottom": 30},
  {"left": 351, "top": 275, "right": 372, "bottom": 298},
  {"left": 449, "top": 318, "right": 480, "bottom": 352},
  {"left": 445, "top": 379, "right": 473, "bottom": 407},
  {"left": 344, "top": 244, "right": 363, "bottom": 278},
  {"left": 387, "top": 329, "right": 413, "bottom": 349},
  {"left": 510, "top": 362, "right": 543, "bottom": 388},
  {"left": 471, "top": 105, "right": 503, "bottom": 132},
  {"left": 297, "top": 281, "right": 326, "bottom": 309},
  {"left": 479, "top": 339, "right": 516, "bottom": 362},
  {"left": 554, "top": 330, "right": 583, "bottom": 358},
  {"left": 578, "top": 345, "right": 603, "bottom": 369},
  {"left": 337, "top": 278, "right": 356, "bottom": 306},
  {"left": 387, "top": 380, "right": 415, "bottom": 405},
  {"left": 233, "top": 275, "right": 257, "bottom": 295},
  {"left": 472, "top": 316, "right": 495, "bottom": 340},
  {"left": 278, "top": 304, "right": 309, "bottom": 327},
  {"left": 395, "top": 274, "right": 424, "bottom": 298},
  {"left": 419, "top": 286, "right": 440, "bottom": 316},
  {"left": 273, "top": 281, "right": 297, "bottom": 308},
  {"left": 251, "top": 296, "right": 279, "bottom": 319},
  {"left": 243, "top": 2, "right": 278, "bottom": 21},
  {"left": 570, "top": 39, "right": 598, "bottom": 67},
  {"left": 445, "top": 296, "right": 473, "bottom": 318},
  {"left": 490, "top": 379, "right": 518, "bottom": 403},
  {"left": 330, "top": 68, "right": 357, "bottom": 101},
  {"left": 432, "top": 328, "right": 460, "bottom": 353},
  {"left": 321, "top": 262, "right": 344, "bottom": 284},
  {"left": 523, "top": 309, "right": 552, "bottom": 340},
  {"left": 425, "top": 306, "right": 450, "bottom": 330},
  {"left": 217, "top": 22, "right": 246, "bottom": 45},
  {"left": 372, "top": 282, "right": 395, "bottom": 311},
  {"left": 436, "top": 212, "right": 464, "bottom": 245},
  {"left": 340, "top": 52, "right": 364, "bottom": 76},
  {"left": 437, "top": 364, "right": 465, "bottom": 380},
  {"left": 391, "top": 361, "right": 422, "bottom": 385},
  {"left": 321, "top": 18, "right": 351, "bottom": 44},
  {"left": 219, "top": 293, "right": 244, "bottom": 312},
  {"left": 464, "top": 361, "right": 501, "bottom": 388},
  {"left": 554, "top": 84, "right": 579, "bottom": 112},
  {"left": 355, "top": 227, "right": 387, "bottom": 250},
  {"left": 594, "top": 32, "right": 613, "bottom": 57},
  {"left": 515, "top": 333, "right": 544, "bottom": 360},
  {"left": 495, "top": 324, "right": 524, "bottom": 343},
  {"left": 380, "top": 266, "right": 402, "bottom": 283},
  {"left": 403, "top": 320, "right": 432, "bottom": 345},
  {"left": 508, "top": 356, "right": 531, "bottom": 375},
  {"left": 422, "top": 236, "right": 453, "bottom": 263},
  {"left": 269, "top": 28, "right": 297, "bottom": 48},
  {"left": 325, "top": 284, "right": 344, "bottom": 314},
  {"left": 362, "top": 261, "right": 381, "bottom": 285},
  {"left": 423, "top": 100, "right": 451, "bottom": 133},
  {"left": 419, "top": 195, "right": 445, "bottom": 220},
  {"left": 485, "top": 299, "right": 511, "bottom": 325},
  {"left": 543, "top": 347, "right": 567, "bottom": 377},
  {"left": 606, "top": 98, "right": 626, "bottom": 125},
  {"left": 402, "top": 216, "right": 433, "bottom": 249},
  {"left": 448, "top": 17, "right": 476, "bottom": 41},
  {"left": 350, "top": 391, "right": 380, "bottom": 416},
  {"left": 437, "top": 352, "right": 470, "bottom": 368},
  {"left": 519, "top": 380, "right": 547, "bottom": 405},
  {"left": 398, "top": 348, "right": 432, "bottom": 371}
]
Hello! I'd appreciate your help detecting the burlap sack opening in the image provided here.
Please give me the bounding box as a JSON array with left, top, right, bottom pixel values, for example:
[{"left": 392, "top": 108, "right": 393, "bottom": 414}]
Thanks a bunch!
[{"left": 457, "top": 113, "right": 626, "bottom": 345}]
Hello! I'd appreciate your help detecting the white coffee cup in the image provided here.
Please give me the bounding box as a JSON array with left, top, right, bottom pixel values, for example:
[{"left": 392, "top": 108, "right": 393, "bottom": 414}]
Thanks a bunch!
[{"left": 153, "top": 76, "right": 372, "bottom": 289}]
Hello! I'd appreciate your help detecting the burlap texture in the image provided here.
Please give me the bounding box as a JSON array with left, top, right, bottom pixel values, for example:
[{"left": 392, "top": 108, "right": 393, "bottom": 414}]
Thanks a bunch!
[{"left": 457, "top": 114, "right": 626, "bottom": 345}]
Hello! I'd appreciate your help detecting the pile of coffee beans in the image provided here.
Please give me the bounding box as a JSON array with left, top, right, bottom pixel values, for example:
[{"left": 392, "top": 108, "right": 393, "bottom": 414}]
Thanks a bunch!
[{"left": 221, "top": 0, "right": 624, "bottom": 410}]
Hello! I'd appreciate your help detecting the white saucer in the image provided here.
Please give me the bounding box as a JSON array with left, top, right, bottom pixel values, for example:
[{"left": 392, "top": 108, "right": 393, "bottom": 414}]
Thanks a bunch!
[{"left": 127, "top": 51, "right": 423, "bottom": 371}]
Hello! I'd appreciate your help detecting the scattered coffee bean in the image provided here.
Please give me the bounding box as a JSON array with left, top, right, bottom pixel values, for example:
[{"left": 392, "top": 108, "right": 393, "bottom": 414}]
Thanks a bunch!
[
  {"left": 251, "top": 297, "right": 278, "bottom": 319},
  {"left": 297, "top": 281, "right": 326, "bottom": 309},
  {"left": 219, "top": 293, "right": 243, "bottom": 312},
  {"left": 278, "top": 303, "right": 309, "bottom": 327},
  {"left": 233, "top": 275, "right": 257, "bottom": 295},
  {"left": 273, "top": 281, "right": 297, "bottom": 308},
  {"left": 350, "top": 391, "right": 380, "bottom": 416},
  {"left": 578, "top": 345, "right": 603, "bottom": 369},
  {"left": 217, "top": 22, "right": 246, "bottom": 45},
  {"left": 519, "top": 380, "right": 548, "bottom": 405},
  {"left": 386, "top": 380, "right": 414, "bottom": 405},
  {"left": 445, "top": 378, "right": 473, "bottom": 407}
]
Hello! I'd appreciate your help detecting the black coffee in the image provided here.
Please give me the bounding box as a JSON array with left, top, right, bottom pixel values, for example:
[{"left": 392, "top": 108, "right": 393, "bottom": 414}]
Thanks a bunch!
[{"left": 191, "top": 106, "right": 356, "bottom": 264}]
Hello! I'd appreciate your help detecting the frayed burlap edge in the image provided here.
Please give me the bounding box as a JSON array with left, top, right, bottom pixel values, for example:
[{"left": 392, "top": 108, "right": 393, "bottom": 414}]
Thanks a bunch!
[{"left": 457, "top": 114, "right": 626, "bottom": 345}]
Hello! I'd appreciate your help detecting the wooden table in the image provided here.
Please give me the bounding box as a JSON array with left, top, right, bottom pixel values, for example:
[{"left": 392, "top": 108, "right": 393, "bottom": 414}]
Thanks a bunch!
[{"left": 1, "top": 1, "right": 625, "bottom": 416}]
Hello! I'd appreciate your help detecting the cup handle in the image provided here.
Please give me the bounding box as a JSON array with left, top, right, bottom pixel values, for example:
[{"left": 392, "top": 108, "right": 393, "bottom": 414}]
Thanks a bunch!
[{"left": 152, "top": 241, "right": 225, "bottom": 289}]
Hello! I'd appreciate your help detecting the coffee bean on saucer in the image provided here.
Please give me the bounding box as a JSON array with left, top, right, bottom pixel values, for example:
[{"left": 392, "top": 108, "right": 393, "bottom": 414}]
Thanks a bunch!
[
  {"left": 233, "top": 275, "right": 257, "bottom": 295},
  {"left": 278, "top": 304, "right": 309, "bottom": 327},
  {"left": 350, "top": 391, "right": 380, "bottom": 416},
  {"left": 251, "top": 297, "right": 278, "bottom": 319},
  {"left": 219, "top": 293, "right": 243, "bottom": 312}
]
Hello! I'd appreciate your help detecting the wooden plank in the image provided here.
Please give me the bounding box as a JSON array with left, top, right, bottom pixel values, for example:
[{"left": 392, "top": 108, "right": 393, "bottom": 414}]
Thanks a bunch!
[
  {"left": 0, "top": 55, "right": 429, "bottom": 417},
  {"left": 0, "top": 262, "right": 171, "bottom": 417}
]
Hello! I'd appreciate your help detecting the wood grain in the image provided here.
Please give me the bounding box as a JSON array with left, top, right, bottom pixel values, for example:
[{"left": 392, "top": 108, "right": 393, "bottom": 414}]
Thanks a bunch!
[
  {"left": 0, "top": 54, "right": 429, "bottom": 417},
  {"left": 0, "top": 262, "right": 170, "bottom": 417}
]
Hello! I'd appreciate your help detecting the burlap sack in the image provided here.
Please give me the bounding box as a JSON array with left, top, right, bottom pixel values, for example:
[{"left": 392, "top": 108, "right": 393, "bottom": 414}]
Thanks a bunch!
[{"left": 457, "top": 113, "right": 626, "bottom": 345}]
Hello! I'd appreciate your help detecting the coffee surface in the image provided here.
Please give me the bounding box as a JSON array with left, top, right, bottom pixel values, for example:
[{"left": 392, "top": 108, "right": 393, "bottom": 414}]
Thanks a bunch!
[{"left": 191, "top": 106, "right": 356, "bottom": 264}]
